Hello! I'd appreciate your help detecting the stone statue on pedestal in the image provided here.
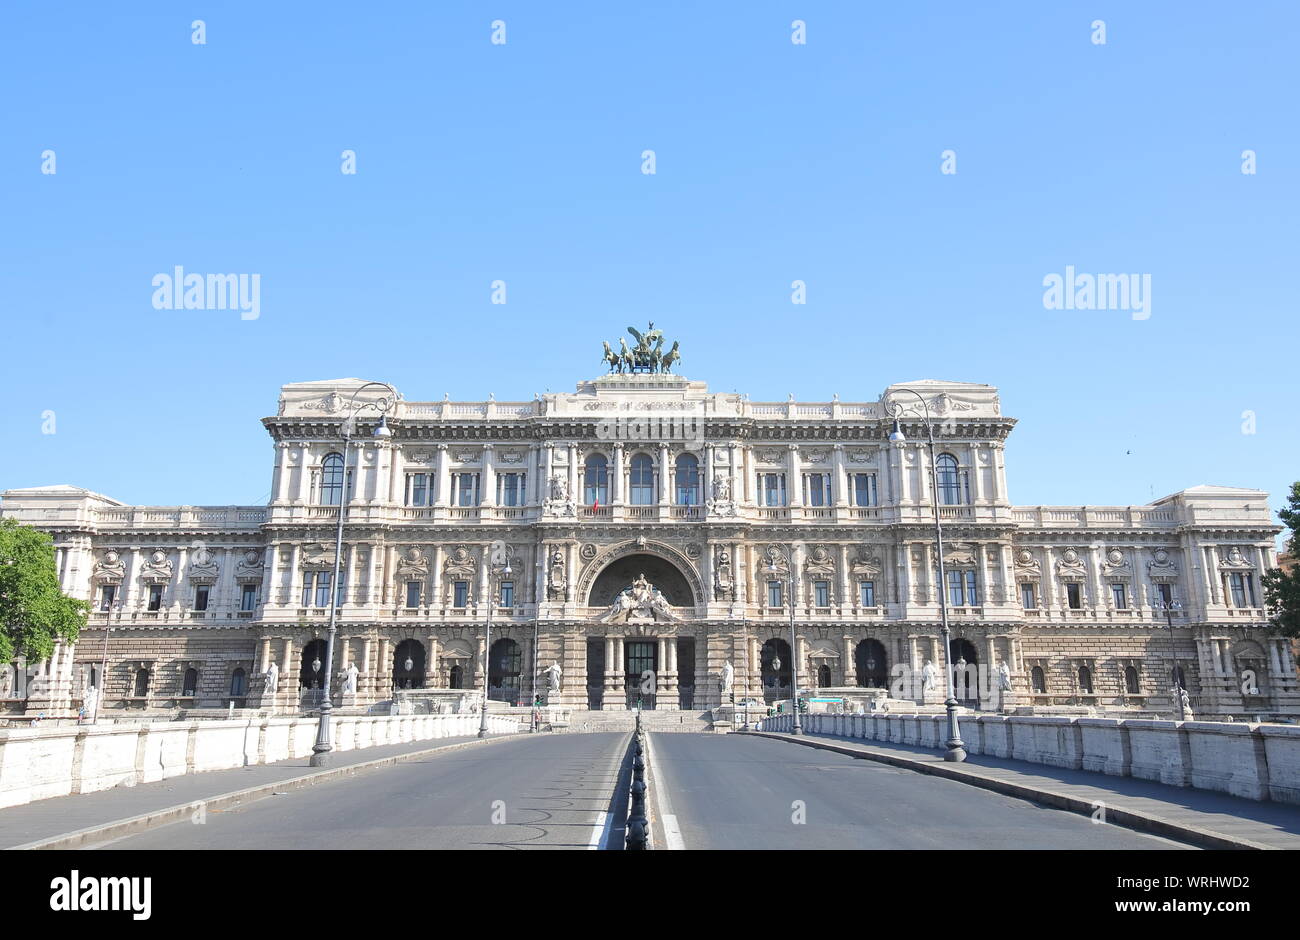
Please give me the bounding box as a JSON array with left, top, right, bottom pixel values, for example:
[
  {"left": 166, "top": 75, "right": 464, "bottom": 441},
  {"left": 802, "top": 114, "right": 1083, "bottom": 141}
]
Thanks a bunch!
[
  {"left": 341, "top": 662, "right": 359, "bottom": 694},
  {"left": 546, "top": 661, "right": 563, "bottom": 693},
  {"left": 264, "top": 660, "right": 280, "bottom": 693},
  {"left": 721, "top": 660, "right": 734, "bottom": 696},
  {"left": 996, "top": 660, "right": 1012, "bottom": 691},
  {"left": 922, "top": 659, "right": 938, "bottom": 693}
]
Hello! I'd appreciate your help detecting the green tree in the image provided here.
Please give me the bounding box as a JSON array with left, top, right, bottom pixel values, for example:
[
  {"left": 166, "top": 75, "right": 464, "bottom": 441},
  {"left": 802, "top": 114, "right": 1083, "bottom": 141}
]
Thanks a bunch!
[
  {"left": 1263, "top": 481, "right": 1300, "bottom": 638},
  {"left": 0, "top": 517, "right": 88, "bottom": 665}
]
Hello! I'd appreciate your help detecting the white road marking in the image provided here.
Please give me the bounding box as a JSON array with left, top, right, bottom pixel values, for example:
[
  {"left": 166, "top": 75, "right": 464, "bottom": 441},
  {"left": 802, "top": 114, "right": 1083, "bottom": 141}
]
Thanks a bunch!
[
  {"left": 646, "top": 733, "right": 686, "bottom": 850},
  {"left": 588, "top": 811, "right": 609, "bottom": 849}
]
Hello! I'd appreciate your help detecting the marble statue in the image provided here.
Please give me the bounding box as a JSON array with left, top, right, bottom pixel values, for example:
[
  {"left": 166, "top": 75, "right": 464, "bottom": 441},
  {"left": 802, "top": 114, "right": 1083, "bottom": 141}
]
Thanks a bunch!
[
  {"left": 341, "top": 662, "right": 359, "bottom": 694},
  {"left": 0, "top": 666, "right": 12, "bottom": 698},
  {"left": 597, "top": 574, "right": 682, "bottom": 623},
  {"left": 1178, "top": 687, "right": 1193, "bottom": 718},
  {"left": 546, "top": 661, "right": 562, "bottom": 693},
  {"left": 922, "top": 659, "right": 938, "bottom": 693},
  {"left": 264, "top": 660, "right": 280, "bottom": 693},
  {"left": 721, "top": 660, "right": 734, "bottom": 696},
  {"left": 996, "top": 660, "right": 1012, "bottom": 692},
  {"left": 83, "top": 684, "right": 98, "bottom": 716}
]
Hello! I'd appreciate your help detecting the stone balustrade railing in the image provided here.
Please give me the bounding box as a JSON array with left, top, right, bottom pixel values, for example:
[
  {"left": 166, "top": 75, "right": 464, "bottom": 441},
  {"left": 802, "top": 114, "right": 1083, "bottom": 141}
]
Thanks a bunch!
[
  {"left": 756, "top": 712, "right": 1300, "bottom": 805},
  {"left": 0, "top": 713, "right": 517, "bottom": 810}
]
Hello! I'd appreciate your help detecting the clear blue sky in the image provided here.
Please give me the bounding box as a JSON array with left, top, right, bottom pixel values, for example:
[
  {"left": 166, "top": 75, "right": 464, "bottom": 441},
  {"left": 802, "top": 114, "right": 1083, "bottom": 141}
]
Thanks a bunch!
[{"left": 2, "top": 1, "right": 1296, "bottom": 524}]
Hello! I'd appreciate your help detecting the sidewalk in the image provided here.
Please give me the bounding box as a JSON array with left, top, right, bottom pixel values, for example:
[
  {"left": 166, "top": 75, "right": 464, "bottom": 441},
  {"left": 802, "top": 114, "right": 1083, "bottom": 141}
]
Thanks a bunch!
[
  {"left": 749, "top": 730, "right": 1300, "bottom": 850},
  {"left": 0, "top": 732, "right": 518, "bottom": 850}
]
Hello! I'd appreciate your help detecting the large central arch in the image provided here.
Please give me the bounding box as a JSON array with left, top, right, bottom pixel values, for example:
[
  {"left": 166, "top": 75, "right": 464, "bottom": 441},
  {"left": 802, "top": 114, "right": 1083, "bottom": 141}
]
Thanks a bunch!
[{"left": 579, "top": 540, "right": 703, "bottom": 609}]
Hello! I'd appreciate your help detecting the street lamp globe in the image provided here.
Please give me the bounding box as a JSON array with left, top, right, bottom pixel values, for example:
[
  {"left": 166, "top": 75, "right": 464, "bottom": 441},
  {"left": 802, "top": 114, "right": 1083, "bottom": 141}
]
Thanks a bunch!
[
  {"left": 888, "top": 419, "right": 906, "bottom": 443},
  {"left": 372, "top": 414, "right": 392, "bottom": 439}
]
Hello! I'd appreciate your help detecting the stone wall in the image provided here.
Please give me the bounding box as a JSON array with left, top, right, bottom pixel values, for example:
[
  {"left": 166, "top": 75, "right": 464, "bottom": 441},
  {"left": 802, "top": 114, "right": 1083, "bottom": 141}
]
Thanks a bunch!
[
  {"left": 0, "top": 713, "right": 518, "bottom": 810},
  {"left": 757, "top": 712, "right": 1300, "bottom": 805}
]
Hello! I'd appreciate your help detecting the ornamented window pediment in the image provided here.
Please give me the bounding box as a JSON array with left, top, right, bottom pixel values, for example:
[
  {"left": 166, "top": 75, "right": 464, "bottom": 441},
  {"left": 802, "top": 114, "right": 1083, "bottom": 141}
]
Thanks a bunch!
[
  {"left": 850, "top": 548, "right": 882, "bottom": 577},
  {"left": 1218, "top": 546, "right": 1253, "bottom": 569},
  {"left": 804, "top": 545, "right": 836, "bottom": 576},
  {"left": 139, "top": 549, "right": 174, "bottom": 585},
  {"left": 845, "top": 448, "right": 878, "bottom": 464},
  {"left": 92, "top": 550, "right": 126, "bottom": 584},
  {"left": 300, "top": 543, "right": 336, "bottom": 570},
  {"left": 1013, "top": 548, "right": 1041, "bottom": 575},
  {"left": 188, "top": 547, "right": 220, "bottom": 585},
  {"left": 1055, "top": 548, "right": 1087, "bottom": 580},
  {"left": 1100, "top": 548, "right": 1131, "bottom": 579},
  {"left": 756, "top": 544, "right": 790, "bottom": 577},
  {"left": 1147, "top": 548, "right": 1179, "bottom": 581},
  {"left": 944, "top": 542, "right": 977, "bottom": 568},
  {"left": 234, "top": 549, "right": 264, "bottom": 579},
  {"left": 442, "top": 545, "right": 478, "bottom": 579},
  {"left": 396, "top": 547, "right": 430, "bottom": 580}
]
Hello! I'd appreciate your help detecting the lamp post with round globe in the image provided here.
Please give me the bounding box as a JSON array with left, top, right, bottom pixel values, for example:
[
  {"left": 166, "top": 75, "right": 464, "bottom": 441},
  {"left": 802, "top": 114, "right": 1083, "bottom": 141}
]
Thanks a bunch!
[{"left": 310, "top": 382, "right": 399, "bottom": 768}]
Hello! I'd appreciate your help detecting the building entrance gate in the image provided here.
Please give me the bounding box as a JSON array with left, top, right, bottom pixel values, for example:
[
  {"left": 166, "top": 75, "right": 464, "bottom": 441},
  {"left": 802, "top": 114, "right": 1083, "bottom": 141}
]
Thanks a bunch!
[{"left": 625, "top": 640, "right": 657, "bottom": 710}]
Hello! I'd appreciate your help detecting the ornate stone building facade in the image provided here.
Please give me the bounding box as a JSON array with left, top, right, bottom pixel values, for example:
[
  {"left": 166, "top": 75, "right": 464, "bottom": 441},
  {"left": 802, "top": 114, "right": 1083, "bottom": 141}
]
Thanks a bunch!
[{"left": 3, "top": 368, "right": 1296, "bottom": 720}]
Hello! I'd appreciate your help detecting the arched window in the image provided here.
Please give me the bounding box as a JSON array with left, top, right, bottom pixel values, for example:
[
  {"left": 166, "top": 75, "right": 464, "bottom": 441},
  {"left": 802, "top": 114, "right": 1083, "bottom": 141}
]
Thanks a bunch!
[
  {"left": 133, "top": 668, "right": 150, "bottom": 698},
  {"left": 320, "top": 453, "right": 345, "bottom": 506},
  {"left": 855, "top": 639, "right": 888, "bottom": 688},
  {"left": 1124, "top": 665, "right": 1140, "bottom": 695},
  {"left": 675, "top": 454, "right": 700, "bottom": 505},
  {"left": 230, "top": 668, "right": 248, "bottom": 697},
  {"left": 393, "top": 639, "right": 426, "bottom": 690},
  {"left": 816, "top": 664, "right": 832, "bottom": 688},
  {"left": 448, "top": 664, "right": 464, "bottom": 690},
  {"left": 936, "top": 453, "right": 964, "bottom": 505},
  {"left": 584, "top": 454, "right": 608, "bottom": 507},
  {"left": 1031, "top": 665, "right": 1046, "bottom": 693},
  {"left": 629, "top": 454, "right": 655, "bottom": 505},
  {"left": 182, "top": 668, "right": 199, "bottom": 697},
  {"left": 1078, "top": 665, "right": 1093, "bottom": 694}
]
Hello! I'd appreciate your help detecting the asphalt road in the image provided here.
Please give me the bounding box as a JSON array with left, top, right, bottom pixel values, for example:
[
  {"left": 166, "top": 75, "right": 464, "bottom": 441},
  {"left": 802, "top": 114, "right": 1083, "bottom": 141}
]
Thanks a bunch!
[
  {"left": 93, "top": 732, "right": 630, "bottom": 850},
  {"left": 647, "top": 733, "right": 1193, "bottom": 850}
]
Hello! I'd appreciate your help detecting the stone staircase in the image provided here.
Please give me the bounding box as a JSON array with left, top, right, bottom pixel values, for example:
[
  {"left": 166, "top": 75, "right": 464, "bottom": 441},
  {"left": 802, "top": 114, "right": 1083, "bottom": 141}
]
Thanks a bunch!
[{"left": 560, "top": 709, "right": 716, "bottom": 734}]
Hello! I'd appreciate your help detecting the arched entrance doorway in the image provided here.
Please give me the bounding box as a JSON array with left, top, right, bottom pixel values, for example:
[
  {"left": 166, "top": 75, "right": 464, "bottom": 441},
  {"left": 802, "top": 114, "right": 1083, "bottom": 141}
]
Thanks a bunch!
[
  {"left": 393, "top": 639, "right": 426, "bottom": 689},
  {"left": 949, "top": 638, "right": 979, "bottom": 703},
  {"left": 588, "top": 553, "right": 695, "bottom": 609},
  {"left": 760, "top": 638, "right": 792, "bottom": 705},
  {"left": 489, "top": 638, "right": 522, "bottom": 705},
  {"left": 624, "top": 639, "right": 658, "bottom": 710},
  {"left": 855, "top": 639, "right": 888, "bottom": 688},
  {"left": 300, "top": 639, "right": 328, "bottom": 708}
]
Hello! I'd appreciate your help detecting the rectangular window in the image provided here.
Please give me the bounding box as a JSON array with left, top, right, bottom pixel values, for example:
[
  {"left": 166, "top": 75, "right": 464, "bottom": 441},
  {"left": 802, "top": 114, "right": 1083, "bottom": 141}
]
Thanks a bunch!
[
  {"left": 1230, "top": 573, "right": 1248, "bottom": 607},
  {"left": 814, "top": 580, "right": 830, "bottom": 607},
  {"left": 147, "top": 584, "right": 164, "bottom": 611},
  {"left": 1066, "top": 582, "right": 1082, "bottom": 610},
  {"left": 759, "top": 473, "right": 787, "bottom": 507},
  {"left": 301, "top": 573, "right": 312, "bottom": 608},
  {"left": 851, "top": 473, "right": 878, "bottom": 507},
  {"left": 194, "top": 585, "right": 210, "bottom": 611},
  {"left": 1156, "top": 582, "right": 1173, "bottom": 607},
  {"left": 965, "top": 571, "right": 979, "bottom": 606},
  {"left": 454, "top": 473, "right": 480, "bottom": 507},
  {"left": 100, "top": 585, "right": 117, "bottom": 611},
  {"left": 500, "top": 581, "right": 514, "bottom": 607},
  {"left": 406, "top": 473, "right": 430, "bottom": 507},
  {"left": 1020, "top": 582, "right": 1037, "bottom": 609},
  {"left": 314, "top": 571, "right": 332, "bottom": 608},
  {"left": 240, "top": 584, "right": 257, "bottom": 611},
  {"left": 859, "top": 581, "right": 875, "bottom": 607},
  {"left": 1111, "top": 583, "right": 1127, "bottom": 609},
  {"left": 406, "top": 581, "right": 421, "bottom": 609},
  {"left": 947, "top": 570, "right": 963, "bottom": 607},
  {"left": 768, "top": 581, "right": 783, "bottom": 608},
  {"left": 498, "top": 473, "right": 525, "bottom": 507},
  {"left": 454, "top": 581, "right": 469, "bottom": 608},
  {"left": 803, "top": 473, "right": 831, "bottom": 507}
]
